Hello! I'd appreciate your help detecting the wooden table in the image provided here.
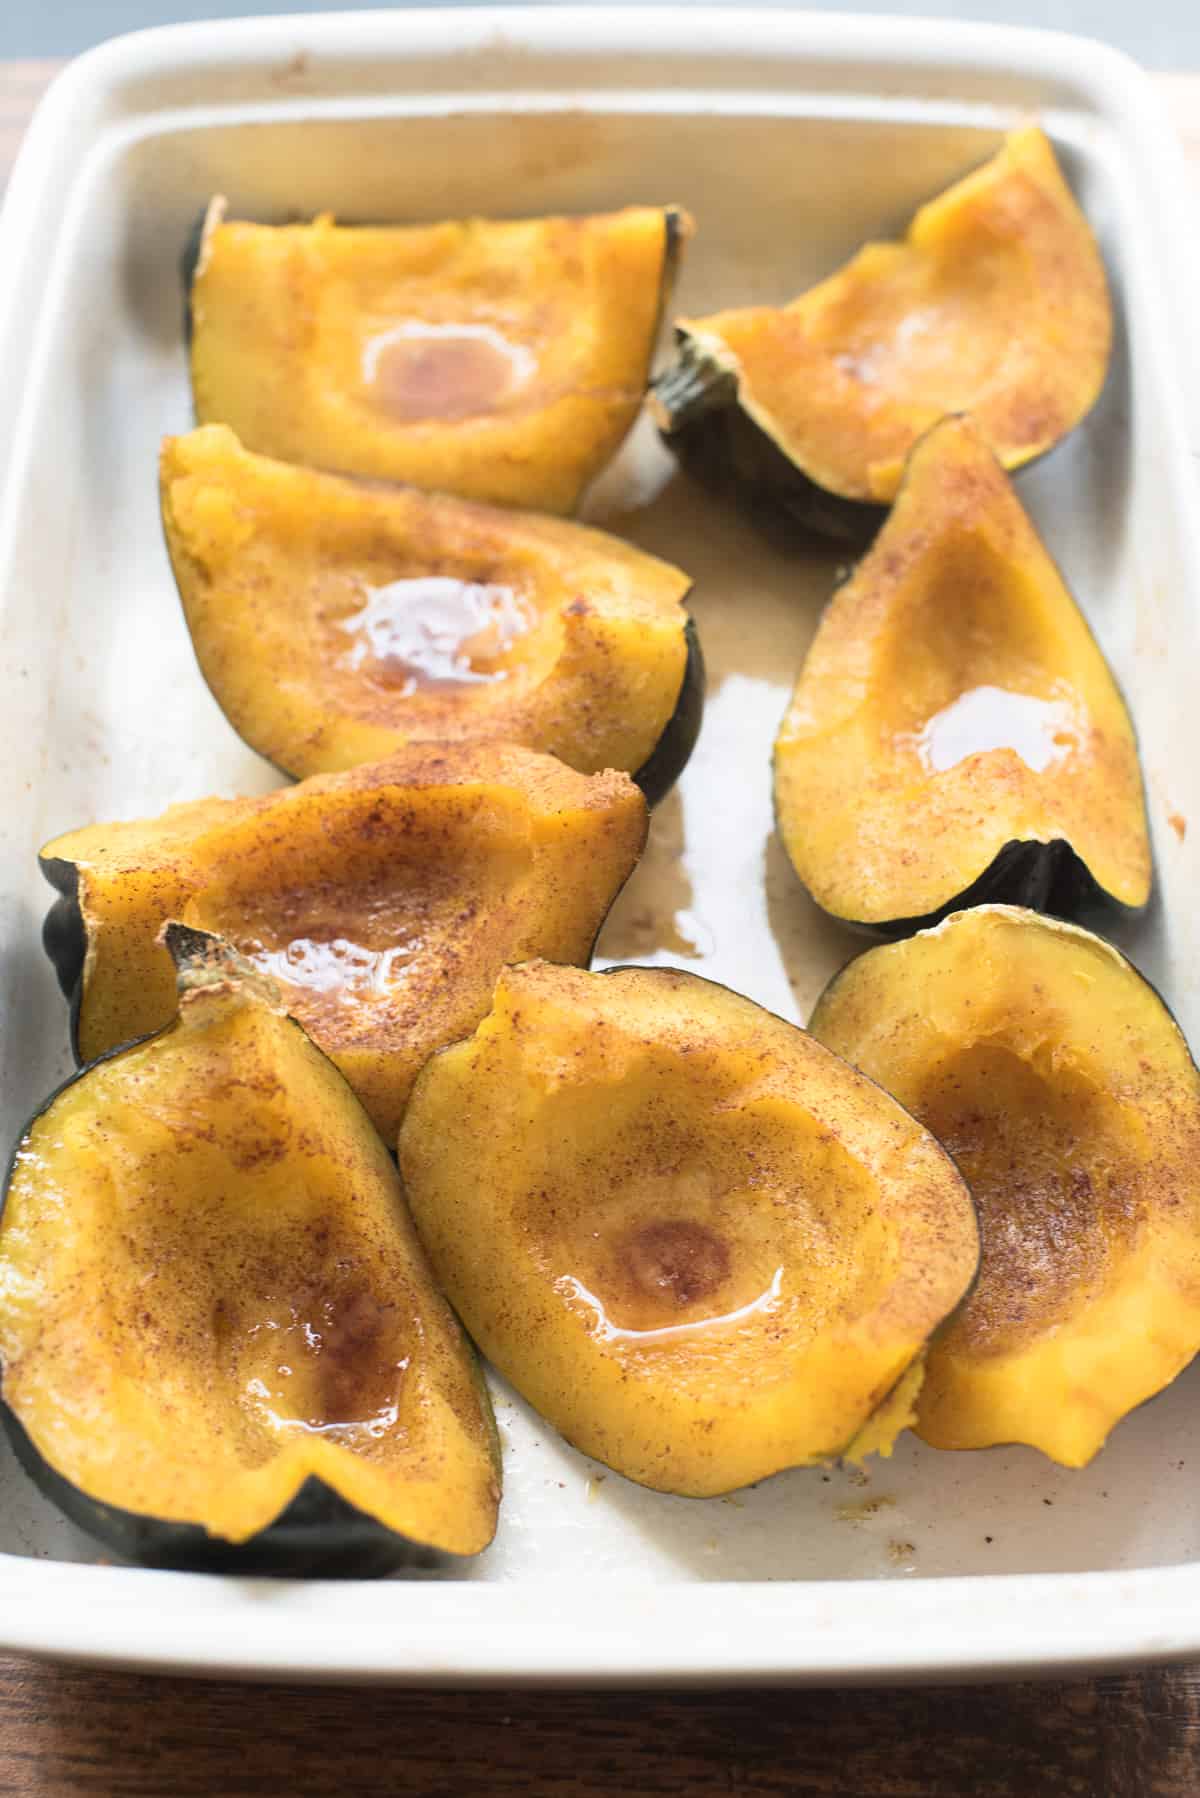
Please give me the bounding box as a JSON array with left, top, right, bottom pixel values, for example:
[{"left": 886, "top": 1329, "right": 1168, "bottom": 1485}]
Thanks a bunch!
[{"left": 2, "top": 58, "right": 1200, "bottom": 1798}]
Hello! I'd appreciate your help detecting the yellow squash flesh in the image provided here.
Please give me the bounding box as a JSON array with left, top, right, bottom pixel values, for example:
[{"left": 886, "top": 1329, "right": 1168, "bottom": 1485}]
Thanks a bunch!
[
  {"left": 773, "top": 415, "right": 1150, "bottom": 928},
  {"left": 399, "top": 962, "right": 978, "bottom": 1496},
  {"left": 661, "top": 127, "right": 1110, "bottom": 505},
  {"left": 810, "top": 905, "right": 1200, "bottom": 1467},
  {"left": 42, "top": 743, "right": 646, "bottom": 1142},
  {"left": 191, "top": 201, "right": 688, "bottom": 514},
  {"left": 161, "top": 425, "right": 694, "bottom": 782},
  {"left": 0, "top": 971, "right": 500, "bottom": 1552}
]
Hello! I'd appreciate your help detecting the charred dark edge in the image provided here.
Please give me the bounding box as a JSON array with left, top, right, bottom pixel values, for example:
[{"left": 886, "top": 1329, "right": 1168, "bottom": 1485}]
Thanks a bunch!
[
  {"left": 654, "top": 335, "right": 887, "bottom": 549},
  {"left": 39, "top": 856, "right": 86, "bottom": 1067},
  {"left": 0, "top": 1035, "right": 482, "bottom": 1578},
  {"left": 632, "top": 615, "right": 705, "bottom": 808}
]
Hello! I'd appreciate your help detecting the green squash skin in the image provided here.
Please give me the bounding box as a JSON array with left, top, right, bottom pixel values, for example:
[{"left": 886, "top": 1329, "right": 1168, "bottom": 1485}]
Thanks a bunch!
[
  {"left": 179, "top": 206, "right": 206, "bottom": 347},
  {"left": 808, "top": 902, "right": 1192, "bottom": 1081},
  {"left": 653, "top": 331, "right": 888, "bottom": 548},
  {"left": 163, "top": 607, "right": 705, "bottom": 811},
  {"left": 651, "top": 364, "right": 888, "bottom": 546},
  {"left": 633, "top": 616, "right": 705, "bottom": 808},
  {"left": 0, "top": 1403, "right": 437, "bottom": 1577},
  {"left": 772, "top": 822, "right": 1152, "bottom": 944},
  {"left": 222, "top": 611, "right": 706, "bottom": 805},
  {"left": 767, "top": 409, "right": 1154, "bottom": 938},
  {"left": 178, "top": 200, "right": 700, "bottom": 799},
  {"left": 653, "top": 328, "right": 1081, "bottom": 548},
  {"left": 0, "top": 1021, "right": 497, "bottom": 1579},
  {"left": 39, "top": 856, "right": 85, "bottom": 1064},
  {"left": 158, "top": 501, "right": 704, "bottom": 807}
]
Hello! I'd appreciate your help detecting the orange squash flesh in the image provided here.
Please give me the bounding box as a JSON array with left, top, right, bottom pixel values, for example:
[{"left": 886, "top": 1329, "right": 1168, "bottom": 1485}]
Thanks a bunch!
[
  {"left": 773, "top": 415, "right": 1150, "bottom": 931},
  {"left": 41, "top": 744, "right": 647, "bottom": 1142},
  {"left": 190, "top": 201, "right": 689, "bottom": 515},
  {"left": 160, "top": 425, "right": 697, "bottom": 788},
  {"left": 655, "top": 128, "right": 1111, "bottom": 524},
  {"left": 810, "top": 906, "right": 1200, "bottom": 1467},
  {"left": 399, "top": 962, "right": 979, "bottom": 1496},
  {"left": 0, "top": 956, "right": 500, "bottom": 1564}
]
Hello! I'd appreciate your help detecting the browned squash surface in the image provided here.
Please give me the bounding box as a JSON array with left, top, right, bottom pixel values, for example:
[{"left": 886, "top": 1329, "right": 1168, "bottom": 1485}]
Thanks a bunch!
[{"left": 41, "top": 744, "right": 646, "bottom": 1142}]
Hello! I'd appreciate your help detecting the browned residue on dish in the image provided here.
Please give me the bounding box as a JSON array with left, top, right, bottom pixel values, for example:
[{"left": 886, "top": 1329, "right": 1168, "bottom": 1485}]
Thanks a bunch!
[{"left": 835, "top": 1495, "right": 895, "bottom": 1523}]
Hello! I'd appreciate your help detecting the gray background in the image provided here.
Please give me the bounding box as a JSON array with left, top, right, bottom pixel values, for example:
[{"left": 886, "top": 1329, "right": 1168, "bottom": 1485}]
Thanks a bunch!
[{"left": 5, "top": 0, "right": 1200, "bottom": 69}]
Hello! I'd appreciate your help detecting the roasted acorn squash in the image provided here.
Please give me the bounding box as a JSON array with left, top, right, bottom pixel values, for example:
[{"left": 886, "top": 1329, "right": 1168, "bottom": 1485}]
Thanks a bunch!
[
  {"left": 810, "top": 905, "right": 1200, "bottom": 1467},
  {"left": 773, "top": 415, "right": 1150, "bottom": 932},
  {"left": 0, "top": 928, "right": 501, "bottom": 1573},
  {"left": 41, "top": 743, "right": 646, "bottom": 1143},
  {"left": 399, "top": 961, "right": 978, "bottom": 1496},
  {"left": 189, "top": 199, "right": 688, "bottom": 515},
  {"left": 161, "top": 425, "right": 702, "bottom": 800},
  {"left": 653, "top": 127, "right": 1111, "bottom": 540}
]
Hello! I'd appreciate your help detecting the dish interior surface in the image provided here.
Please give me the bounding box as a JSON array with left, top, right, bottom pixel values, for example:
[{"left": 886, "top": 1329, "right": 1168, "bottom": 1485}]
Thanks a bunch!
[{"left": 2, "top": 35, "right": 1200, "bottom": 1594}]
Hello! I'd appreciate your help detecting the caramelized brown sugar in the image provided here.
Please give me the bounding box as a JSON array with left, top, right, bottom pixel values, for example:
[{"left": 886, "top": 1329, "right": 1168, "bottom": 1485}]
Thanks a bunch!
[
  {"left": 668, "top": 127, "right": 1110, "bottom": 503},
  {"left": 0, "top": 979, "right": 499, "bottom": 1552},
  {"left": 190, "top": 202, "right": 688, "bottom": 514},
  {"left": 40, "top": 743, "right": 646, "bottom": 1141},
  {"left": 366, "top": 321, "right": 530, "bottom": 423},
  {"left": 773, "top": 415, "right": 1150, "bottom": 927},
  {"left": 399, "top": 962, "right": 977, "bottom": 1496},
  {"left": 336, "top": 575, "right": 538, "bottom": 694},
  {"left": 161, "top": 425, "right": 693, "bottom": 782},
  {"left": 809, "top": 906, "right": 1200, "bottom": 1466}
]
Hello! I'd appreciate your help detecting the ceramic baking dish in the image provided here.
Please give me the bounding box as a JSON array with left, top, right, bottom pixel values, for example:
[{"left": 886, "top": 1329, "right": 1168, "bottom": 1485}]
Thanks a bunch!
[{"left": 2, "top": 7, "right": 1200, "bottom": 1684}]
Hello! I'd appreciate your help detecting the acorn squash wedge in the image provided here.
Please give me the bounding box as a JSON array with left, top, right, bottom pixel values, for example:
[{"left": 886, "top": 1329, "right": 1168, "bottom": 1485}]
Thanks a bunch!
[
  {"left": 773, "top": 415, "right": 1150, "bottom": 933},
  {"left": 399, "top": 961, "right": 978, "bottom": 1496},
  {"left": 189, "top": 199, "right": 689, "bottom": 515},
  {"left": 161, "top": 425, "right": 702, "bottom": 800},
  {"left": 653, "top": 127, "right": 1111, "bottom": 541},
  {"left": 40, "top": 743, "right": 646, "bottom": 1143},
  {"left": 0, "top": 927, "right": 501, "bottom": 1574},
  {"left": 809, "top": 905, "right": 1200, "bottom": 1467}
]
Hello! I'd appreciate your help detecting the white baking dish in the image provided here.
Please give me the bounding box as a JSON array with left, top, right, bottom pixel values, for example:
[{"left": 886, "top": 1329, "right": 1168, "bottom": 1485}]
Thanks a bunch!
[{"left": 2, "top": 6, "right": 1200, "bottom": 1684}]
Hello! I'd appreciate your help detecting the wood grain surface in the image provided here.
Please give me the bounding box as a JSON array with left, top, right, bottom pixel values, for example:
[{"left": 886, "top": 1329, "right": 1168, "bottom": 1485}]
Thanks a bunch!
[{"left": 3, "top": 57, "right": 1200, "bottom": 1798}]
